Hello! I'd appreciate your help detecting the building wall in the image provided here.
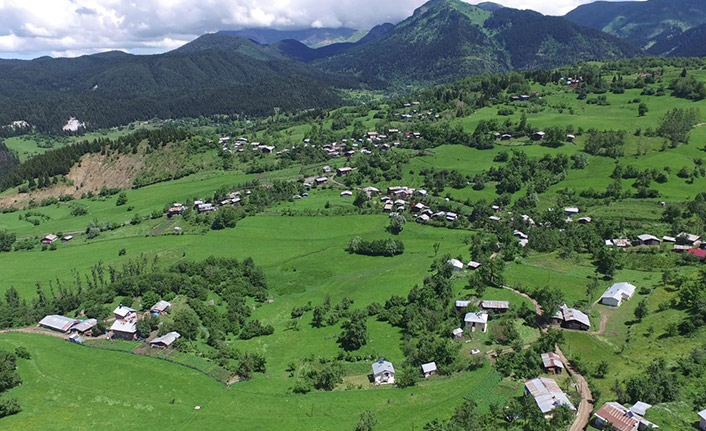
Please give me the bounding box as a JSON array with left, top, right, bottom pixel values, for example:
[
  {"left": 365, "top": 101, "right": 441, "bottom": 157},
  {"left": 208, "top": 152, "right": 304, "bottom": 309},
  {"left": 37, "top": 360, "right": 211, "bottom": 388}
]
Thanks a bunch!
[{"left": 600, "top": 297, "right": 620, "bottom": 307}]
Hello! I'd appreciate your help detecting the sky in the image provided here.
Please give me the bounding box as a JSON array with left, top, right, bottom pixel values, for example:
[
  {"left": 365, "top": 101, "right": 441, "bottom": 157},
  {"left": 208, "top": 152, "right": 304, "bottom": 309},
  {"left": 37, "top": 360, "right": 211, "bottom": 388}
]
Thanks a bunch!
[{"left": 0, "top": 0, "right": 640, "bottom": 59}]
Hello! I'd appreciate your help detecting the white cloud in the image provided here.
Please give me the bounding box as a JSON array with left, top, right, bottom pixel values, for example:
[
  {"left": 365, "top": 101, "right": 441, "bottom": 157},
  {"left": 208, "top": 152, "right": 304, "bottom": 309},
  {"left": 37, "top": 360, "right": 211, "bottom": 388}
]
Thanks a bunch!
[{"left": 0, "top": 0, "right": 638, "bottom": 59}]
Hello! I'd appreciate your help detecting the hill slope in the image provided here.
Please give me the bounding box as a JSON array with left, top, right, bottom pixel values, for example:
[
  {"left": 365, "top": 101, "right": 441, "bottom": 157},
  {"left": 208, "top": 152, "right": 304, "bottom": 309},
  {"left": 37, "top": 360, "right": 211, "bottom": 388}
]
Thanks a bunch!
[
  {"left": 648, "top": 23, "right": 706, "bottom": 56},
  {"left": 0, "top": 35, "right": 347, "bottom": 132},
  {"left": 565, "top": 0, "right": 706, "bottom": 48},
  {"left": 314, "top": 0, "right": 636, "bottom": 88},
  {"left": 218, "top": 27, "right": 359, "bottom": 47}
]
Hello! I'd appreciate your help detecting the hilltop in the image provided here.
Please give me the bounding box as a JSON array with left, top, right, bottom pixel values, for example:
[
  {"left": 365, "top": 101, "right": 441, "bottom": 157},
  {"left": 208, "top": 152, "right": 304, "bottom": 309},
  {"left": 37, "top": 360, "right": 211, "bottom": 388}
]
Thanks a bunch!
[{"left": 313, "top": 0, "right": 636, "bottom": 88}]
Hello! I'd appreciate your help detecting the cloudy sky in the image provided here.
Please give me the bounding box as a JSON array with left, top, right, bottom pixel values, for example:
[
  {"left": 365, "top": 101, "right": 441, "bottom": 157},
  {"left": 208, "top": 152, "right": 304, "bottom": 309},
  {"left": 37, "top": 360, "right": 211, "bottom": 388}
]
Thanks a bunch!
[{"left": 0, "top": 0, "right": 638, "bottom": 59}]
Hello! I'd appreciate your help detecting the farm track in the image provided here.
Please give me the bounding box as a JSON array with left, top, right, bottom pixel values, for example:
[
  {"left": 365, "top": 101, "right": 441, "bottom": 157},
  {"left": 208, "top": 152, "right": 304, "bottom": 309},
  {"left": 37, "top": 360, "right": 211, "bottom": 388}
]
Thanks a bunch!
[{"left": 556, "top": 345, "right": 593, "bottom": 431}]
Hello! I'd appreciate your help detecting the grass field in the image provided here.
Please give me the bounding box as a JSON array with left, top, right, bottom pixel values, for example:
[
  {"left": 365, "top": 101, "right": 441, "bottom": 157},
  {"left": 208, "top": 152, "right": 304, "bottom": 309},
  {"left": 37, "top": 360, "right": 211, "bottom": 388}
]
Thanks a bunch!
[{"left": 2, "top": 62, "right": 706, "bottom": 430}]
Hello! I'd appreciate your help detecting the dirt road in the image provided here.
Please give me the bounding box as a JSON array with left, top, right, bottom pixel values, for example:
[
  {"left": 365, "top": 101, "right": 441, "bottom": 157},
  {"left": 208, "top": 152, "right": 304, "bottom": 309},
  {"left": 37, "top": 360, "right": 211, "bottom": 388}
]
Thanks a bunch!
[{"left": 556, "top": 345, "right": 593, "bottom": 431}]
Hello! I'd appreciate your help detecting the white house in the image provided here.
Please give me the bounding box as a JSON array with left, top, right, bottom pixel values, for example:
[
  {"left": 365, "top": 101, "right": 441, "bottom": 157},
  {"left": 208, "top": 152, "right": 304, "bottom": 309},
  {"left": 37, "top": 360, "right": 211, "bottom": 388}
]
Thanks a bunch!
[
  {"left": 564, "top": 207, "right": 580, "bottom": 215},
  {"left": 455, "top": 300, "right": 472, "bottom": 309},
  {"left": 372, "top": 359, "right": 395, "bottom": 385},
  {"left": 421, "top": 362, "right": 438, "bottom": 378},
  {"left": 698, "top": 409, "right": 706, "bottom": 430},
  {"left": 464, "top": 312, "right": 488, "bottom": 333},
  {"left": 600, "top": 282, "right": 636, "bottom": 307},
  {"left": 448, "top": 259, "right": 464, "bottom": 271},
  {"left": 452, "top": 328, "right": 464, "bottom": 339}
]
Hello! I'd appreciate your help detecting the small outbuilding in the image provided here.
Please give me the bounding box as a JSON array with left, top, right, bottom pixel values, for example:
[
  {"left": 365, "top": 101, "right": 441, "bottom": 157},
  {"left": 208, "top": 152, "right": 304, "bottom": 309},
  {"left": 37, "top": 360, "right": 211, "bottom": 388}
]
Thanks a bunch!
[
  {"left": 448, "top": 259, "right": 464, "bottom": 271},
  {"left": 452, "top": 328, "right": 464, "bottom": 339},
  {"left": 541, "top": 352, "right": 564, "bottom": 374},
  {"left": 71, "top": 318, "right": 98, "bottom": 336},
  {"left": 421, "top": 362, "right": 438, "bottom": 378},
  {"left": 150, "top": 300, "right": 172, "bottom": 315},
  {"left": 480, "top": 300, "right": 510, "bottom": 313},
  {"left": 150, "top": 331, "right": 181, "bottom": 348}
]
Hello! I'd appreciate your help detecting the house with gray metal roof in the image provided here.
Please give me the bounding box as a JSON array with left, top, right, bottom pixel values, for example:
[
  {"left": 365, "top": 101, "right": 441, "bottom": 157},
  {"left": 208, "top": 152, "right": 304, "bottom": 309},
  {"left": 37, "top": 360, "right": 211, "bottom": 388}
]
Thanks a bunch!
[
  {"left": 601, "top": 283, "right": 637, "bottom": 307},
  {"left": 71, "top": 318, "right": 97, "bottom": 335},
  {"left": 541, "top": 352, "right": 565, "bottom": 374},
  {"left": 372, "top": 359, "right": 395, "bottom": 385},
  {"left": 464, "top": 312, "right": 488, "bottom": 333},
  {"left": 421, "top": 362, "right": 437, "bottom": 378},
  {"left": 150, "top": 331, "right": 181, "bottom": 348},
  {"left": 110, "top": 319, "right": 137, "bottom": 340},
  {"left": 553, "top": 304, "right": 590, "bottom": 331},
  {"left": 525, "top": 377, "right": 575, "bottom": 416},
  {"left": 150, "top": 300, "right": 171, "bottom": 315},
  {"left": 39, "top": 315, "right": 78, "bottom": 333}
]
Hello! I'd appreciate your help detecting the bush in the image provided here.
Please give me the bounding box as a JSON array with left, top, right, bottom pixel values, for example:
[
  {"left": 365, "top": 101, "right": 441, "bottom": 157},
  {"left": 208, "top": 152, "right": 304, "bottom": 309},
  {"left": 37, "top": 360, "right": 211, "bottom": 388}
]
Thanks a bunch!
[
  {"left": 347, "top": 237, "right": 404, "bottom": 257},
  {"left": 240, "top": 320, "right": 275, "bottom": 340},
  {"left": 13, "top": 347, "right": 30, "bottom": 360},
  {"left": 0, "top": 398, "right": 21, "bottom": 418},
  {"left": 116, "top": 192, "right": 128, "bottom": 206}
]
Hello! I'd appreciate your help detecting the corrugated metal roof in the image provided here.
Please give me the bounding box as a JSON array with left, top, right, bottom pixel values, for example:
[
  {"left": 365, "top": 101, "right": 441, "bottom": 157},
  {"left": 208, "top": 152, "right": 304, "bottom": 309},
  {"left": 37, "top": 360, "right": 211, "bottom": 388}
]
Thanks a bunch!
[
  {"left": 72, "top": 318, "right": 97, "bottom": 332},
  {"left": 39, "top": 315, "right": 77, "bottom": 332},
  {"left": 110, "top": 320, "right": 136, "bottom": 333},
  {"left": 464, "top": 312, "right": 488, "bottom": 324},
  {"left": 594, "top": 402, "right": 641, "bottom": 431},
  {"left": 698, "top": 409, "right": 706, "bottom": 420},
  {"left": 525, "top": 378, "right": 575, "bottom": 414},
  {"left": 113, "top": 305, "right": 136, "bottom": 318},
  {"left": 150, "top": 331, "right": 181, "bottom": 347},
  {"left": 601, "top": 283, "right": 636, "bottom": 302},
  {"left": 481, "top": 300, "right": 510, "bottom": 310},
  {"left": 372, "top": 359, "right": 394, "bottom": 376},
  {"left": 541, "top": 352, "right": 564, "bottom": 369},
  {"left": 151, "top": 300, "right": 171, "bottom": 313},
  {"left": 421, "top": 362, "right": 437, "bottom": 373}
]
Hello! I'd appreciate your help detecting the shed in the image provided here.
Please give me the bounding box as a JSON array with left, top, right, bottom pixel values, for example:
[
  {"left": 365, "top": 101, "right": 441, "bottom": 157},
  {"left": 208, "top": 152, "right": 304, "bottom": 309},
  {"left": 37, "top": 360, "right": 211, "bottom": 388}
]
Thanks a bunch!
[
  {"left": 113, "top": 305, "right": 136, "bottom": 321},
  {"left": 39, "top": 315, "right": 78, "bottom": 333},
  {"left": 71, "top": 318, "right": 97, "bottom": 335},
  {"left": 151, "top": 300, "right": 171, "bottom": 315},
  {"left": 455, "top": 300, "right": 472, "bottom": 309},
  {"left": 372, "top": 359, "right": 395, "bottom": 385},
  {"left": 41, "top": 234, "right": 59, "bottom": 244},
  {"left": 421, "top": 362, "right": 438, "bottom": 378},
  {"left": 564, "top": 207, "right": 580, "bottom": 215},
  {"left": 467, "top": 261, "right": 482, "bottom": 270},
  {"left": 150, "top": 331, "right": 181, "bottom": 348},
  {"left": 630, "top": 401, "right": 652, "bottom": 417},
  {"left": 448, "top": 259, "right": 464, "bottom": 271},
  {"left": 600, "top": 282, "right": 636, "bottom": 307},
  {"left": 480, "top": 300, "right": 510, "bottom": 313},
  {"left": 340, "top": 191, "right": 353, "bottom": 197},
  {"left": 452, "top": 328, "right": 464, "bottom": 339},
  {"left": 541, "top": 352, "right": 564, "bottom": 374}
]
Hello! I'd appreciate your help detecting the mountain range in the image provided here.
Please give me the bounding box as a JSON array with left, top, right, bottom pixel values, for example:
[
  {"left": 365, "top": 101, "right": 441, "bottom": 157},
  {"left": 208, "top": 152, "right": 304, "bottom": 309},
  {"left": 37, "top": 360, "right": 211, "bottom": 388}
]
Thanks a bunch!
[
  {"left": 1, "top": 0, "right": 699, "bottom": 131},
  {"left": 565, "top": 0, "right": 706, "bottom": 53},
  {"left": 218, "top": 27, "right": 360, "bottom": 48}
]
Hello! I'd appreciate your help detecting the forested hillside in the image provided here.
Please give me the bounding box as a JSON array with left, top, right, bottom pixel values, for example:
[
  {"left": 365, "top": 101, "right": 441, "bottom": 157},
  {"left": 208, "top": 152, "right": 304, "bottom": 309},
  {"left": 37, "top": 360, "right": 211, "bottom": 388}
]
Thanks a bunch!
[
  {"left": 565, "top": 0, "right": 706, "bottom": 49},
  {"left": 314, "top": 0, "right": 636, "bottom": 88},
  {"left": 0, "top": 35, "right": 347, "bottom": 132}
]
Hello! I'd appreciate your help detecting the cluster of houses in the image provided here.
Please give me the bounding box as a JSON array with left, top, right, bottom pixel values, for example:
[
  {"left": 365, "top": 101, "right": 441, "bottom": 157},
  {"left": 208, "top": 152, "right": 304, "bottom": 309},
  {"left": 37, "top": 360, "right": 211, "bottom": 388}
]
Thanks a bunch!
[
  {"left": 38, "top": 299, "right": 179, "bottom": 349},
  {"left": 451, "top": 299, "right": 510, "bottom": 336},
  {"left": 370, "top": 358, "right": 439, "bottom": 385},
  {"left": 220, "top": 137, "right": 275, "bottom": 154},
  {"left": 38, "top": 315, "right": 98, "bottom": 343},
  {"left": 604, "top": 232, "right": 705, "bottom": 255},
  {"left": 166, "top": 191, "right": 249, "bottom": 217},
  {"left": 40, "top": 234, "right": 73, "bottom": 245}
]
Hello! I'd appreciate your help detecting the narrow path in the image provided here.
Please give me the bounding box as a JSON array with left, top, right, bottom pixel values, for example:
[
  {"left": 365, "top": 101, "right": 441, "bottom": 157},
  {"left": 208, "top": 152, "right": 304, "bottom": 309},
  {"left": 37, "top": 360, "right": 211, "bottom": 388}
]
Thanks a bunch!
[
  {"left": 501, "top": 285, "right": 543, "bottom": 316},
  {"left": 555, "top": 345, "right": 593, "bottom": 431}
]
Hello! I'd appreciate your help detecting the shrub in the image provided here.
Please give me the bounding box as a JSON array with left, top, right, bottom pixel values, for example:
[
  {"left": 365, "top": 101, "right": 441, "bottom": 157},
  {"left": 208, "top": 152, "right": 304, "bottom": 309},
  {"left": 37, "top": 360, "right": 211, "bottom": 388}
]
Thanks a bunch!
[{"left": 347, "top": 237, "right": 404, "bottom": 257}]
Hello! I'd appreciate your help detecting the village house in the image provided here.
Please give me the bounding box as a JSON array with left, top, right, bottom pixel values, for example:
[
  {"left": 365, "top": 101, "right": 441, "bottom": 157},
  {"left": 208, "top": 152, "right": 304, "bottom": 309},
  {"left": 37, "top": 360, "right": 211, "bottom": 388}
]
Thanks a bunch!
[
  {"left": 39, "top": 315, "right": 79, "bottom": 333},
  {"left": 577, "top": 217, "right": 592, "bottom": 224},
  {"left": 421, "top": 362, "right": 438, "bottom": 378},
  {"left": 167, "top": 203, "right": 185, "bottom": 218},
  {"left": 452, "top": 328, "right": 464, "bottom": 339},
  {"left": 372, "top": 359, "right": 395, "bottom": 385},
  {"left": 448, "top": 259, "right": 464, "bottom": 271},
  {"left": 110, "top": 320, "right": 137, "bottom": 340},
  {"left": 600, "top": 282, "right": 636, "bottom": 307},
  {"left": 337, "top": 167, "right": 353, "bottom": 176},
  {"left": 340, "top": 191, "right": 353, "bottom": 197},
  {"left": 322, "top": 166, "right": 332, "bottom": 174},
  {"left": 150, "top": 300, "right": 171, "bottom": 315},
  {"left": 514, "top": 230, "right": 528, "bottom": 240},
  {"left": 446, "top": 212, "right": 458, "bottom": 222},
  {"left": 71, "top": 318, "right": 98, "bottom": 336},
  {"left": 62, "top": 235, "right": 73, "bottom": 242},
  {"left": 480, "top": 300, "right": 510, "bottom": 313},
  {"left": 531, "top": 131, "right": 546, "bottom": 141},
  {"left": 678, "top": 232, "right": 701, "bottom": 246},
  {"left": 564, "top": 207, "right": 580, "bottom": 216},
  {"left": 41, "top": 234, "right": 58, "bottom": 245},
  {"left": 416, "top": 214, "right": 430, "bottom": 224},
  {"left": 525, "top": 377, "right": 576, "bottom": 416},
  {"left": 553, "top": 304, "right": 590, "bottom": 331},
  {"left": 541, "top": 352, "right": 564, "bottom": 374},
  {"left": 636, "top": 234, "right": 661, "bottom": 247},
  {"left": 467, "top": 261, "right": 482, "bottom": 270},
  {"left": 567, "top": 134, "right": 576, "bottom": 142},
  {"left": 698, "top": 409, "right": 706, "bottom": 430},
  {"left": 593, "top": 402, "right": 658, "bottom": 431},
  {"left": 501, "top": 134, "right": 512, "bottom": 141},
  {"left": 630, "top": 402, "right": 652, "bottom": 417},
  {"left": 609, "top": 238, "right": 632, "bottom": 248},
  {"left": 315, "top": 177, "right": 328, "bottom": 185},
  {"left": 688, "top": 248, "right": 706, "bottom": 260},
  {"left": 113, "top": 305, "right": 137, "bottom": 321},
  {"left": 464, "top": 312, "right": 488, "bottom": 333},
  {"left": 455, "top": 300, "right": 472, "bottom": 309},
  {"left": 150, "top": 331, "right": 181, "bottom": 349}
]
